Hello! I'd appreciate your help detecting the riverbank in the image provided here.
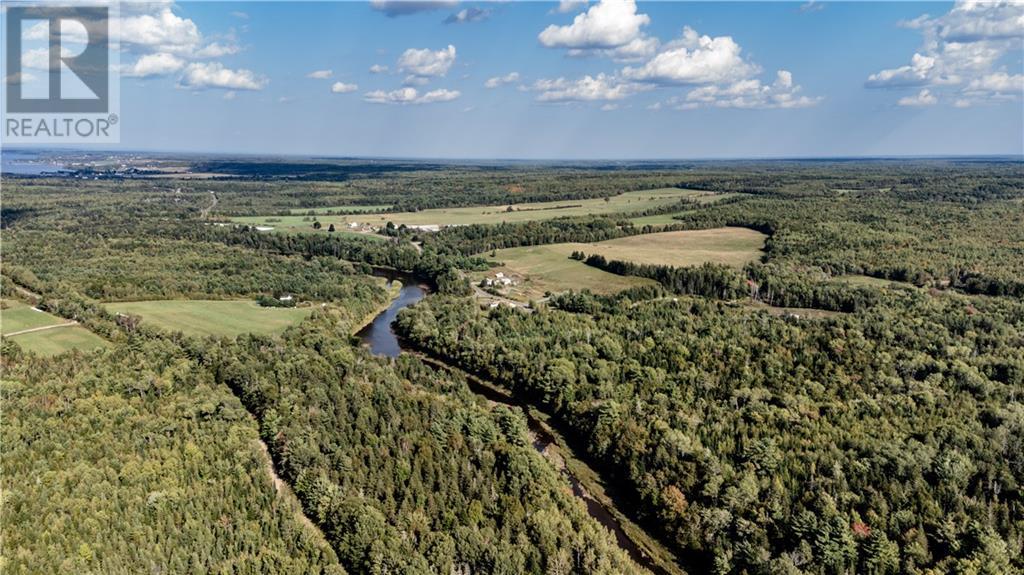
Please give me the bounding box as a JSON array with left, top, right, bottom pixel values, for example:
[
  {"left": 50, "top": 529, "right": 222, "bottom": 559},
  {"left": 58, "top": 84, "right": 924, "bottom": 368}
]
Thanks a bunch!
[
  {"left": 350, "top": 277, "right": 403, "bottom": 335},
  {"left": 411, "top": 352, "right": 687, "bottom": 575}
]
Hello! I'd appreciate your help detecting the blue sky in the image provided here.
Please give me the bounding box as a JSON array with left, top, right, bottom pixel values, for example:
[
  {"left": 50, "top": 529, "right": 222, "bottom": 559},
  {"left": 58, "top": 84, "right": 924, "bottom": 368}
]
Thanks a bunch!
[{"left": 7, "top": 1, "right": 1023, "bottom": 158}]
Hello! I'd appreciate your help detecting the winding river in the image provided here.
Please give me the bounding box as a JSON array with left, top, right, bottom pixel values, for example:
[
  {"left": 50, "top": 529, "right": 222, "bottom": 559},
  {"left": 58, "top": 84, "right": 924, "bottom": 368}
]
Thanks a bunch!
[{"left": 357, "top": 271, "right": 676, "bottom": 575}]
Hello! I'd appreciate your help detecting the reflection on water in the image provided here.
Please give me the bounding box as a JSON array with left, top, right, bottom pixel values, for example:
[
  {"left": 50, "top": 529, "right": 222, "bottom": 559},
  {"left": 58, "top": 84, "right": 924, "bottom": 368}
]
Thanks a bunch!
[{"left": 356, "top": 271, "right": 428, "bottom": 357}]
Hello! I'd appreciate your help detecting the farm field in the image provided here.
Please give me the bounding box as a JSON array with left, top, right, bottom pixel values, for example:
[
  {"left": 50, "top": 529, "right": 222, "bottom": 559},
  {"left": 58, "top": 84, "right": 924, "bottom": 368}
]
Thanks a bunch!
[
  {"left": 3, "top": 300, "right": 109, "bottom": 355},
  {"left": 5, "top": 325, "right": 110, "bottom": 356},
  {"left": 474, "top": 227, "right": 764, "bottom": 301},
  {"left": 289, "top": 204, "right": 392, "bottom": 214},
  {"left": 473, "top": 247, "right": 657, "bottom": 301},
  {"left": 1, "top": 300, "right": 64, "bottom": 334},
  {"left": 233, "top": 188, "right": 722, "bottom": 231},
  {"left": 105, "top": 300, "right": 312, "bottom": 338}
]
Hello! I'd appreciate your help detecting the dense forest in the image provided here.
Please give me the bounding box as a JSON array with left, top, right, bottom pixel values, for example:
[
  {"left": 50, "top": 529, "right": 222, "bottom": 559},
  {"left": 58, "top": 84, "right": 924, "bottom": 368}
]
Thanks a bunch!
[
  {"left": 395, "top": 290, "right": 1024, "bottom": 574},
  {"left": 2, "top": 159, "right": 1022, "bottom": 574}
]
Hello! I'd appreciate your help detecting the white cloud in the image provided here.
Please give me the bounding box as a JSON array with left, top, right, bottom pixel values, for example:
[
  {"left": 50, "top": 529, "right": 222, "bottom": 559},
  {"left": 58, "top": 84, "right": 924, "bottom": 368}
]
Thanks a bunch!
[
  {"left": 485, "top": 72, "right": 521, "bottom": 88},
  {"left": 867, "top": 1, "right": 1024, "bottom": 105},
  {"left": 555, "top": 0, "right": 588, "bottom": 14},
  {"left": 364, "top": 87, "right": 460, "bottom": 104},
  {"left": 445, "top": 7, "right": 490, "bottom": 24},
  {"left": 866, "top": 53, "right": 937, "bottom": 88},
  {"left": 898, "top": 88, "right": 938, "bottom": 106},
  {"left": 119, "top": 6, "right": 202, "bottom": 54},
  {"left": 223, "top": 91, "right": 236, "bottom": 100},
  {"left": 331, "top": 81, "right": 358, "bottom": 93},
  {"left": 683, "top": 70, "right": 820, "bottom": 109},
  {"left": 967, "top": 72, "right": 1024, "bottom": 93},
  {"left": 398, "top": 44, "right": 456, "bottom": 78},
  {"left": 403, "top": 75, "right": 431, "bottom": 86},
  {"left": 600, "top": 103, "right": 619, "bottom": 111},
  {"left": 231, "top": 11, "right": 249, "bottom": 20},
  {"left": 370, "top": 64, "right": 389, "bottom": 74},
  {"left": 531, "top": 73, "right": 646, "bottom": 102},
  {"left": 539, "top": 0, "right": 650, "bottom": 49},
  {"left": 307, "top": 69, "right": 334, "bottom": 79},
  {"left": 194, "top": 42, "right": 240, "bottom": 59},
  {"left": 123, "top": 52, "right": 186, "bottom": 77},
  {"left": 178, "top": 62, "right": 267, "bottom": 91},
  {"left": 622, "top": 27, "right": 758, "bottom": 85},
  {"left": 370, "top": 0, "right": 457, "bottom": 18}
]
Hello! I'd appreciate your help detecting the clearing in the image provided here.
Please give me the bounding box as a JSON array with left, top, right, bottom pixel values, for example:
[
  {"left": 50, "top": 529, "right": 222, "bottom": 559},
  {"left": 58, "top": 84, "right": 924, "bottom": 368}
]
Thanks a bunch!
[
  {"left": 233, "top": 188, "right": 724, "bottom": 231},
  {"left": 474, "top": 227, "right": 765, "bottom": 301},
  {"left": 2, "top": 300, "right": 65, "bottom": 334},
  {"left": 2, "top": 300, "right": 108, "bottom": 355},
  {"left": 289, "top": 204, "right": 392, "bottom": 215},
  {"left": 105, "top": 300, "right": 312, "bottom": 338}
]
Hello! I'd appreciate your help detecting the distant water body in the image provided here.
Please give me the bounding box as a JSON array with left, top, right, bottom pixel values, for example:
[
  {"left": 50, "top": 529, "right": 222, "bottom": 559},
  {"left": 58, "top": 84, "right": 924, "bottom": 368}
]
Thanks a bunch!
[{"left": 1, "top": 152, "right": 65, "bottom": 175}]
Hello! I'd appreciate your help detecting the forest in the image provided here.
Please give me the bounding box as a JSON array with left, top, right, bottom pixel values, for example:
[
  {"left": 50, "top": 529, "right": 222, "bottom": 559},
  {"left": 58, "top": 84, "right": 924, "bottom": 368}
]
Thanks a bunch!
[{"left": 1, "top": 158, "right": 1022, "bottom": 574}]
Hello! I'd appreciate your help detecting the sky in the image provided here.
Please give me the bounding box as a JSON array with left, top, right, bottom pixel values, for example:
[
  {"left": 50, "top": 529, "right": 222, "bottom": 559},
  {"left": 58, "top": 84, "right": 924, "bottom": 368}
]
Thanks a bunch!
[{"left": 4, "top": 0, "right": 1023, "bottom": 159}]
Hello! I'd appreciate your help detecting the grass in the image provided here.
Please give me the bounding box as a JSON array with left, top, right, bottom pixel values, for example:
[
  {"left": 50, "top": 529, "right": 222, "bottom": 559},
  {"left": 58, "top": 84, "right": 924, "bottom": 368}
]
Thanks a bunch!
[
  {"left": 105, "top": 300, "right": 312, "bottom": 338},
  {"left": 5, "top": 326, "right": 109, "bottom": 356},
  {"left": 472, "top": 248, "right": 657, "bottom": 301},
  {"left": 1, "top": 300, "right": 64, "bottom": 335},
  {"left": 233, "top": 188, "right": 724, "bottom": 231},
  {"left": 288, "top": 204, "right": 392, "bottom": 215},
  {"left": 831, "top": 274, "right": 912, "bottom": 289},
  {"left": 474, "top": 227, "right": 765, "bottom": 301}
]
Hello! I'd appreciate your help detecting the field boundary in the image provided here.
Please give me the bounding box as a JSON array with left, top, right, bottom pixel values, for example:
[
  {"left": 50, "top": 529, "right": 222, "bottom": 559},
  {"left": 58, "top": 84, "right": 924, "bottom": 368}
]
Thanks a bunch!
[{"left": 5, "top": 321, "right": 79, "bottom": 337}]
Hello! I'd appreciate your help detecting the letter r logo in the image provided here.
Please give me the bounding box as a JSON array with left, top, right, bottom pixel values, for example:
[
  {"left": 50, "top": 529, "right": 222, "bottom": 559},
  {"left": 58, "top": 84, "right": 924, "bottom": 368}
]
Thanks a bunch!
[{"left": 6, "top": 6, "right": 109, "bottom": 113}]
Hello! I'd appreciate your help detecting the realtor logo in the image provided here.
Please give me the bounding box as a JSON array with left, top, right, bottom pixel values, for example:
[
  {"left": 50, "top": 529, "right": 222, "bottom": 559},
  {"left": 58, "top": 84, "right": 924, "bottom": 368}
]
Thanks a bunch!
[{"left": 3, "top": 3, "right": 120, "bottom": 143}]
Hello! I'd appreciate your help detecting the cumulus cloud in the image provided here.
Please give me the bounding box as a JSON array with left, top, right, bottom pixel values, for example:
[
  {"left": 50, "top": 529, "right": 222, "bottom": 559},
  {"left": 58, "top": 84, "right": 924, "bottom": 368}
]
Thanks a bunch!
[
  {"left": 364, "top": 87, "right": 460, "bottom": 104},
  {"left": 119, "top": 6, "right": 202, "bottom": 55},
  {"left": 484, "top": 72, "right": 521, "bottom": 88},
  {"left": 682, "top": 70, "right": 820, "bottom": 109},
  {"left": 370, "top": 64, "right": 389, "bottom": 74},
  {"left": 622, "top": 27, "right": 758, "bottom": 85},
  {"left": 331, "top": 81, "right": 359, "bottom": 93},
  {"left": 967, "top": 72, "right": 1024, "bottom": 93},
  {"left": 866, "top": 1, "right": 1024, "bottom": 105},
  {"left": 898, "top": 88, "right": 938, "bottom": 106},
  {"left": 178, "top": 62, "right": 267, "bottom": 91},
  {"left": 398, "top": 45, "right": 456, "bottom": 78},
  {"left": 530, "top": 73, "right": 647, "bottom": 102},
  {"left": 539, "top": 0, "right": 650, "bottom": 50},
  {"left": 123, "top": 52, "right": 186, "bottom": 77},
  {"left": 445, "top": 7, "right": 490, "bottom": 24},
  {"left": 307, "top": 69, "right": 333, "bottom": 79},
  {"left": 80, "top": 3, "right": 261, "bottom": 92},
  {"left": 370, "top": 0, "right": 457, "bottom": 18}
]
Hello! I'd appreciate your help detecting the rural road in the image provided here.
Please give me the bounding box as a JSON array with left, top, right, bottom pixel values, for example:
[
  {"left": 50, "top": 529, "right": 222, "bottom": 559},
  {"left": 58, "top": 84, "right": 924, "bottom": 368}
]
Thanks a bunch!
[
  {"left": 5, "top": 321, "right": 78, "bottom": 337},
  {"left": 200, "top": 191, "right": 218, "bottom": 219}
]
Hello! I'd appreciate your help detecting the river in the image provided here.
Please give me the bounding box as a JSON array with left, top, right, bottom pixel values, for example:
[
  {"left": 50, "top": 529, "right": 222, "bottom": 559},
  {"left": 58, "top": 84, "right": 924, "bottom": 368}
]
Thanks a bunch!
[{"left": 357, "top": 270, "right": 677, "bottom": 575}]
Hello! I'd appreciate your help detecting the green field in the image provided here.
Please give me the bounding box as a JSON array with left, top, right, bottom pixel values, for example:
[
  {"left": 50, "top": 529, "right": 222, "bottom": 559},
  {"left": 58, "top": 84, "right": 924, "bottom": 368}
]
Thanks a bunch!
[
  {"left": 105, "top": 300, "right": 313, "bottom": 338},
  {"left": 234, "top": 188, "right": 723, "bottom": 231},
  {"left": 3, "top": 300, "right": 109, "bottom": 355},
  {"left": 288, "top": 204, "right": 392, "bottom": 215},
  {"left": 5, "top": 326, "right": 109, "bottom": 356},
  {"left": 1, "top": 300, "right": 64, "bottom": 334},
  {"left": 831, "top": 274, "right": 913, "bottom": 289},
  {"left": 474, "top": 227, "right": 765, "bottom": 301}
]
